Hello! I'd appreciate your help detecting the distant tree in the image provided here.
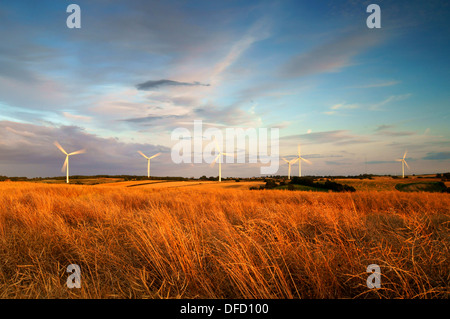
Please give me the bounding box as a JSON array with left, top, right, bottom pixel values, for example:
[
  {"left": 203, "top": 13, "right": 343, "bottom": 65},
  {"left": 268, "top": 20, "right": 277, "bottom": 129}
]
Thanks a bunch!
[
  {"left": 290, "top": 176, "right": 315, "bottom": 186},
  {"left": 264, "top": 179, "right": 277, "bottom": 189}
]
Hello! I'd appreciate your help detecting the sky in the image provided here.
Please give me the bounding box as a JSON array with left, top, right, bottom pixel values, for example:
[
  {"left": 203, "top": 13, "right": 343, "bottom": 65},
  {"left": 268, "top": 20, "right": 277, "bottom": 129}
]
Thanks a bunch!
[{"left": 0, "top": 0, "right": 449, "bottom": 178}]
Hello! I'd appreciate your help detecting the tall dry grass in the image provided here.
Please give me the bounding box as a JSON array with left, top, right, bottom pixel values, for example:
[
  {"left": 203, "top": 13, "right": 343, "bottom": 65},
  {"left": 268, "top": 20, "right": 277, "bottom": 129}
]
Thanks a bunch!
[{"left": 0, "top": 182, "right": 448, "bottom": 298}]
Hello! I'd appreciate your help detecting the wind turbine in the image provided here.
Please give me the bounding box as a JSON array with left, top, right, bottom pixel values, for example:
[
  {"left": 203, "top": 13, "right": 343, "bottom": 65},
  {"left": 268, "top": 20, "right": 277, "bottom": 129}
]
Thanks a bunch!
[
  {"left": 282, "top": 158, "right": 298, "bottom": 179},
  {"left": 54, "top": 141, "right": 86, "bottom": 184},
  {"left": 395, "top": 150, "right": 409, "bottom": 178},
  {"left": 210, "top": 138, "right": 232, "bottom": 182},
  {"left": 294, "top": 144, "right": 312, "bottom": 177},
  {"left": 138, "top": 151, "right": 161, "bottom": 179}
]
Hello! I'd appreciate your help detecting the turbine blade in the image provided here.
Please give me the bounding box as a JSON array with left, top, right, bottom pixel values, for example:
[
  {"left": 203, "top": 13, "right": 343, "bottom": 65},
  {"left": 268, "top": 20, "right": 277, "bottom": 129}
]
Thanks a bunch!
[
  {"left": 298, "top": 144, "right": 301, "bottom": 157},
  {"left": 138, "top": 151, "right": 149, "bottom": 159},
  {"left": 282, "top": 158, "right": 289, "bottom": 163},
  {"left": 301, "top": 157, "right": 312, "bottom": 165},
  {"left": 54, "top": 141, "right": 67, "bottom": 155},
  {"left": 61, "top": 156, "right": 68, "bottom": 172},
  {"left": 404, "top": 160, "right": 410, "bottom": 169},
  {"left": 290, "top": 158, "right": 299, "bottom": 164},
  {"left": 68, "top": 149, "right": 86, "bottom": 156},
  {"left": 149, "top": 152, "right": 161, "bottom": 159},
  {"left": 210, "top": 154, "right": 220, "bottom": 168},
  {"left": 395, "top": 159, "right": 403, "bottom": 162},
  {"left": 403, "top": 150, "right": 408, "bottom": 159},
  {"left": 222, "top": 152, "right": 234, "bottom": 157}
]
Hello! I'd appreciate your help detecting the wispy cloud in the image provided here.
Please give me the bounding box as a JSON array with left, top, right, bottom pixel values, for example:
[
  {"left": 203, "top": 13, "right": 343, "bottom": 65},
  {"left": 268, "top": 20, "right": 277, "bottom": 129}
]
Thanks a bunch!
[
  {"left": 330, "top": 103, "right": 359, "bottom": 110},
  {"left": 323, "top": 102, "right": 359, "bottom": 115},
  {"left": 283, "top": 130, "right": 371, "bottom": 146},
  {"left": 350, "top": 80, "right": 400, "bottom": 89},
  {"left": 62, "top": 112, "right": 92, "bottom": 122},
  {"left": 210, "top": 17, "right": 271, "bottom": 85},
  {"left": 136, "top": 79, "right": 210, "bottom": 90},
  {"left": 369, "top": 94, "right": 412, "bottom": 110},
  {"left": 374, "top": 124, "right": 415, "bottom": 137},
  {"left": 366, "top": 160, "right": 397, "bottom": 164},
  {"left": 121, "top": 114, "right": 182, "bottom": 124},
  {"left": 375, "top": 124, "right": 394, "bottom": 131},
  {"left": 279, "top": 29, "right": 384, "bottom": 78}
]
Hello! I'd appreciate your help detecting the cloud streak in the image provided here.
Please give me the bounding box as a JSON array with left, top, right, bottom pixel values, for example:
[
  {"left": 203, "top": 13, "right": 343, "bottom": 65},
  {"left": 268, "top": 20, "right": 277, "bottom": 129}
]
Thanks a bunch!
[
  {"left": 279, "top": 29, "right": 384, "bottom": 78},
  {"left": 283, "top": 130, "right": 371, "bottom": 146},
  {"left": 136, "top": 79, "right": 210, "bottom": 90},
  {"left": 423, "top": 152, "right": 450, "bottom": 160}
]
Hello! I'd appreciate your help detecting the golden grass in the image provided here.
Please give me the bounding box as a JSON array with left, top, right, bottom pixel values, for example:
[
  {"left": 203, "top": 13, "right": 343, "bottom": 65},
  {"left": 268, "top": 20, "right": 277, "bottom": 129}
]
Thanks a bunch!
[{"left": 0, "top": 182, "right": 448, "bottom": 299}]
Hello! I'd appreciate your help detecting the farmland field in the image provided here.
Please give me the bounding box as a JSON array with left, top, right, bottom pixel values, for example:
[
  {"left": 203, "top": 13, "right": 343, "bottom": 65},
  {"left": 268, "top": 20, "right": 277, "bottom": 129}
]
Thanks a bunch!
[{"left": 0, "top": 180, "right": 449, "bottom": 299}]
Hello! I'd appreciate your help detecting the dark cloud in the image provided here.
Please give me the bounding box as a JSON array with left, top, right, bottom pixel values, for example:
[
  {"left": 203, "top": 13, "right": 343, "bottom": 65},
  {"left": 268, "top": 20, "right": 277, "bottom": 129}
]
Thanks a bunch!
[
  {"left": 136, "top": 79, "right": 210, "bottom": 90},
  {"left": 121, "top": 103, "right": 258, "bottom": 128},
  {"left": 423, "top": 152, "right": 450, "bottom": 160}
]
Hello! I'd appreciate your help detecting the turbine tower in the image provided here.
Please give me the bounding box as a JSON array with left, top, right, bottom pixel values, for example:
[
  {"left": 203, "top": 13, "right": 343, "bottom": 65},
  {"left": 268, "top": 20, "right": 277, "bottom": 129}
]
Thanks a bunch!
[
  {"left": 211, "top": 138, "right": 232, "bottom": 182},
  {"left": 395, "top": 150, "right": 409, "bottom": 178},
  {"left": 54, "top": 141, "right": 86, "bottom": 184},
  {"left": 294, "top": 144, "right": 312, "bottom": 177},
  {"left": 282, "top": 158, "right": 298, "bottom": 179},
  {"left": 138, "top": 151, "right": 161, "bottom": 178}
]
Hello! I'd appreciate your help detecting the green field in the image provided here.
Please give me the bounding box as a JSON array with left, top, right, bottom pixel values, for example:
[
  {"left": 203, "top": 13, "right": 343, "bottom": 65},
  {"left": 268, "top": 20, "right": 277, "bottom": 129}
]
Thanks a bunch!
[{"left": 395, "top": 182, "right": 447, "bottom": 193}]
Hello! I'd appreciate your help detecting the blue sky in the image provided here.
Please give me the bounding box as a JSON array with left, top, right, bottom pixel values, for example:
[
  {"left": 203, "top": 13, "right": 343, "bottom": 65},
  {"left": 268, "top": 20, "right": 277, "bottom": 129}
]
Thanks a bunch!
[{"left": 0, "top": 0, "right": 449, "bottom": 178}]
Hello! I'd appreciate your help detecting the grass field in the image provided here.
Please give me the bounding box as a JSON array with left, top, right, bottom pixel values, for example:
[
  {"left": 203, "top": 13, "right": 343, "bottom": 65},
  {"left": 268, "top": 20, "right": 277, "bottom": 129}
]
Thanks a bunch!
[{"left": 0, "top": 181, "right": 449, "bottom": 299}]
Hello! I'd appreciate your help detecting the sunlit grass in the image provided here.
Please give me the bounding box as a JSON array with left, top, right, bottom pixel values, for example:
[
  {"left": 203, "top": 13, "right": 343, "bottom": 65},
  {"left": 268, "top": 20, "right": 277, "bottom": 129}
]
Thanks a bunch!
[{"left": 0, "top": 182, "right": 448, "bottom": 298}]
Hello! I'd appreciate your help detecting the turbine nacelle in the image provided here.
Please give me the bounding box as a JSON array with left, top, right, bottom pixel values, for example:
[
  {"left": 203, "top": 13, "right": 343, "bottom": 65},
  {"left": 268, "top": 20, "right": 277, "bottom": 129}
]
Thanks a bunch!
[{"left": 138, "top": 151, "right": 161, "bottom": 178}]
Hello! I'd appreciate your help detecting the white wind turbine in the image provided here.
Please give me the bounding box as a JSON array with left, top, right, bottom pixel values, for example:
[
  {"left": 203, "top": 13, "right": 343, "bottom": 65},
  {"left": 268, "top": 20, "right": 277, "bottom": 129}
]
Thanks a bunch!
[
  {"left": 395, "top": 150, "right": 409, "bottom": 178},
  {"left": 54, "top": 141, "right": 86, "bottom": 184},
  {"left": 210, "top": 138, "right": 232, "bottom": 182},
  {"left": 282, "top": 158, "right": 298, "bottom": 180},
  {"left": 138, "top": 151, "right": 161, "bottom": 179},
  {"left": 294, "top": 144, "right": 312, "bottom": 177}
]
